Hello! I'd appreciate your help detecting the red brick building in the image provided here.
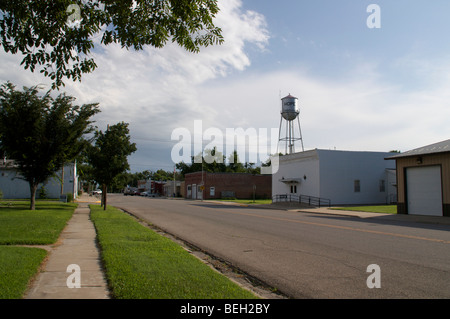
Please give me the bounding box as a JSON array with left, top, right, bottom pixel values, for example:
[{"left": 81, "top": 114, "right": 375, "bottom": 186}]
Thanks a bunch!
[{"left": 185, "top": 171, "right": 271, "bottom": 200}]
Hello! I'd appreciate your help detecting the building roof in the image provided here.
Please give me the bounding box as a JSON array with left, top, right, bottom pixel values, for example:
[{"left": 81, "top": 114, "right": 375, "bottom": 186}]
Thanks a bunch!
[
  {"left": 282, "top": 94, "right": 297, "bottom": 99},
  {"left": 387, "top": 139, "right": 450, "bottom": 159}
]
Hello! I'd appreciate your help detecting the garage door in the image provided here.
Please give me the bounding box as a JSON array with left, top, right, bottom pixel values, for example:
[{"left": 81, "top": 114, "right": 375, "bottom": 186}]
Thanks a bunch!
[{"left": 406, "top": 166, "right": 443, "bottom": 216}]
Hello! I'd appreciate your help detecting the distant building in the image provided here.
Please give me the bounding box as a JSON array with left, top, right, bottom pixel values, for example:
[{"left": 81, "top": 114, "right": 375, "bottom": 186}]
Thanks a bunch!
[
  {"left": 137, "top": 179, "right": 152, "bottom": 192},
  {"left": 272, "top": 149, "right": 397, "bottom": 206},
  {"left": 152, "top": 180, "right": 165, "bottom": 196},
  {"left": 387, "top": 139, "right": 450, "bottom": 217},
  {"left": 185, "top": 172, "right": 271, "bottom": 200},
  {"left": 163, "top": 180, "right": 185, "bottom": 197},
  {"left": 0, "top": 160, "right": 78, "bottom": 200}
]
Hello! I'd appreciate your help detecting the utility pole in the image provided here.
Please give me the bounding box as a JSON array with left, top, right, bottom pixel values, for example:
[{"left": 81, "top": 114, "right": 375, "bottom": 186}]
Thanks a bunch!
[{"left": 173, "top": 166, "right": 176, "bottom": 197}]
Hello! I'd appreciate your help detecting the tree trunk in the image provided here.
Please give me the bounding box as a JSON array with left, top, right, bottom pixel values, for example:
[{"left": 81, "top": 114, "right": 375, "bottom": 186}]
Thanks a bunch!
[
  {"left": 60, "top": 165, "right": 64, "bottom": 195},
  {"left": 102, "top": 184, "right": 107, "bottom": 210},
  {"left": 29, "top": 182, "right": 38, "bottom": 210}
]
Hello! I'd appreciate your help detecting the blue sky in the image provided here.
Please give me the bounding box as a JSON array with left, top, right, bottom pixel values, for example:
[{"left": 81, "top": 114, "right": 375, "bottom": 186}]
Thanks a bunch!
[
  {"left": 242, "top": 0, "right": 450, "bottom": 87},
  {"left": 1, "top": 0, "right": 450, "bottom": 172}
]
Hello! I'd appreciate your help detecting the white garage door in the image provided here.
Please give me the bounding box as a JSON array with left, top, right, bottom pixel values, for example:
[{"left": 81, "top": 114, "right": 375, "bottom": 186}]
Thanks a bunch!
[{"left": 406, "top": 166, "right": 443, "bottom": 216}]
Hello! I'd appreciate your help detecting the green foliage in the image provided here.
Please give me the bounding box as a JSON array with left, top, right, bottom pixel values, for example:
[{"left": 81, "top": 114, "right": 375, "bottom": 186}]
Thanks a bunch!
[
  {"left": 0, "top": 0, "right": 223, "bottom": 88},
  {"left": 88, "top": 122, "right": 137, "bottom": 185},
  {"left": 151, "top": 169, "right": 175, "bottom": 181},
  {"left": 90, "top": 204, "right": 257, "bottom": 299},
  {"left": 176, "top": 148, "right": 262, "bottom": 178},
  {"left": 87, "top": 122, "right": 137, "bottom": 208},
  {"left": 38, "top": 186, "right": 48, "bottom": 199},
  {"left": 0, "top": 82, "right": 100, "bottom": 209}
]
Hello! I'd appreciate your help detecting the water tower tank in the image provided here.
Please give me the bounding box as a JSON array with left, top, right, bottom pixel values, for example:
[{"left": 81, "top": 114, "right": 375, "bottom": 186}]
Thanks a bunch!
[{"left": 281, "top": 94, "right": 299, "bottom": 121}]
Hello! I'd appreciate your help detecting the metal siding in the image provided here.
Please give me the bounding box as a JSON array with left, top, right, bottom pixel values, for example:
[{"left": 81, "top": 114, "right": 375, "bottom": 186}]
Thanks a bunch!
[
  {"left": 395, "top": 152, "right": 450, "bottom": 216},
  {"left": 406, "top": 166, "right": 443, "bottom": 216}
]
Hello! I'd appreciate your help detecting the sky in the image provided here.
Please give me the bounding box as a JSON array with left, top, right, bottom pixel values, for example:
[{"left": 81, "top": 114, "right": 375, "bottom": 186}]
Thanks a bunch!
[{"left": 1, "top": 0, "right": 450, "bottom": 173}]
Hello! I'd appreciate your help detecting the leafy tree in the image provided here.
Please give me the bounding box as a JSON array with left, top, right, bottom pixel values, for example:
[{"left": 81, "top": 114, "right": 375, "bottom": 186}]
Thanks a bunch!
[
  {"left": 226, "top": 150, "right": 245, "bottom": 173},
  {"left": 0, "top": 82, "right": 100, "bottom": 210},
  {"left": 0, "top": 0, "right": 223, "bottom": 88},
  {"left": 176, "top": 148, "right": 262, "bottom": 178},
  {"left": 243, "top": 162, "right": 260, "bottom": 175},
  {"left": 87, "top": 122, "right": 137, "bottom": 209},
  {"left": 151, "top": 169, "right": 170, "bottom": 182}
]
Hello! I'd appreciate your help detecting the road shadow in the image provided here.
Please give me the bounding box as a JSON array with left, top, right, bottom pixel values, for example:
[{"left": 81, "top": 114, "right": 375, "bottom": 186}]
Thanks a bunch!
[
  {"left": 188, "top": 200, "right": 450, "bottom": 233},
  {"left": 301, "top": 211, "right": 450, "bottom": 233}
]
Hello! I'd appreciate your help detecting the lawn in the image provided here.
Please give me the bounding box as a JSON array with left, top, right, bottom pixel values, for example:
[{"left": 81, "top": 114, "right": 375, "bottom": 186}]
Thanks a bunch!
[
  {"left": 331, "top": 205, "right": 397, "bottom": 214},
  {"left": 214, "top": 199, "right": 272, "bottom": 205},
  {"left": 0, "top": 200, "right": 77, "bottom": 298},
  {"left": 90, "top": 204, "right": 258, "bottom": 299},
  {"left": 0, "top": 201, "right": 77, "bottom": 244},
  {"left": 0, "top": 246, "right": 47, "bottom": 299}
]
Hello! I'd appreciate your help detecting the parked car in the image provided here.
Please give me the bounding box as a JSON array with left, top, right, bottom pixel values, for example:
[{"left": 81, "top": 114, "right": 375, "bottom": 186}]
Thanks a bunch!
[
  {"left": 124, "top": 188, "right": 138, "bottom": 196},
  {"left": 146, "top": 193, "right": 158, "bottom": 197},
  {"left": 92, "top": 189, "right": 102, "bottom": 195}
]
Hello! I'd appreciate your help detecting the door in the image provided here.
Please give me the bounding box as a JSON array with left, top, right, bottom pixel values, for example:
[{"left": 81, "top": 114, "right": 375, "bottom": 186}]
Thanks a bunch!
[
  {"left": 192, "top": 184, "right": 197, "bottom": 200},
  {"left": 197, "top": 185, "right": 203, "bottom": 200},
  {"left": 406, "top": 166, "right": 443, "bottom": 216},
  {"left": 187, "top": 185, "right": 192, "bottom": 199}
]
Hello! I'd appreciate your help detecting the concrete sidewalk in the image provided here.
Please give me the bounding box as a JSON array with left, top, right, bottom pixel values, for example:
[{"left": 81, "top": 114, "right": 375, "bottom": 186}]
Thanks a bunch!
[{"left": 25, "top": 195, "right": 109, "bottom": 299}]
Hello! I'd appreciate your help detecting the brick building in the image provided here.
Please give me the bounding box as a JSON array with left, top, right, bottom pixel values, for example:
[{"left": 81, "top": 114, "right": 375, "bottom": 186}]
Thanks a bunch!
[{"left": 184, "top": 171, "right": 271, "bottom": 200}]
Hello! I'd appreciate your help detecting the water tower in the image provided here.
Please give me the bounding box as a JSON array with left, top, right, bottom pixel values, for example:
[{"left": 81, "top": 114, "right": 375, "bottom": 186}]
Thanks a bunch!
[{"left": 278, "top": 94, "right": 304, "bottom": 154}]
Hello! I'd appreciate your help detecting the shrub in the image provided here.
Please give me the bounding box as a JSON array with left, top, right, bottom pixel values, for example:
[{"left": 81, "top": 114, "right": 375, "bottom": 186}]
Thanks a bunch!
[{"left": 38, "top": 186, "right": 48, "bottom": 199}]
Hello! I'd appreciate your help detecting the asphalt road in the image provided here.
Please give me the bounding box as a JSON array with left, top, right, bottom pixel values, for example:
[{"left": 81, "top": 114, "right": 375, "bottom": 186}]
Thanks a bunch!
[{"left": 108, "top": 195, "right": 450, "bottom": 299}]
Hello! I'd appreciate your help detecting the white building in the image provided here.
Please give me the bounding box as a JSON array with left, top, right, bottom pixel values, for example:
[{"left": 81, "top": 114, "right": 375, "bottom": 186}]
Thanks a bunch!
[
  {"left": 0, "top": 160, "right": 78, "bottom": 200},
  {"left": 272, "top": 149, "right": 397, "bottom": 206}
]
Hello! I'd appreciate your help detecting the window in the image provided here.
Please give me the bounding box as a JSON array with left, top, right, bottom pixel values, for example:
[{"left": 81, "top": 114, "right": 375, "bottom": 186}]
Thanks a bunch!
[
  {"left": 379, "top": 180, "right": 386, "bottom": 192},
  {"left": 354, "top": 180, "right": 361, "bottom": 193},
  {"left": 290, "top": 185, "right": 297, "bottom": 194}
]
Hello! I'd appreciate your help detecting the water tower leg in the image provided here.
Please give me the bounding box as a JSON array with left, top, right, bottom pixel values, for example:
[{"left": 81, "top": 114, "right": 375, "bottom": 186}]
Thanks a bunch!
[
  {"left": 285, "top": 119, "right": 289, "bottom": 154},
  {"left": 297, "top": 117, "right": 304, "bottom": 152},
  {"left": 277, "top": 116, "right": 283, "bottom": 154}
]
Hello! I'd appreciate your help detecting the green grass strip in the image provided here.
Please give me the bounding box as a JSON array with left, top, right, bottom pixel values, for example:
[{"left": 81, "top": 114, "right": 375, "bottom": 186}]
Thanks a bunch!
[
  {"left": 90, "top": 205, "right": 258, "bottom": 299},
  {"left": 214, "top": 199, "right": 272, "bottom": 205},
  {"left": 331, "top": 205, "right": 397, "bottom": 214},
  {"left": 0, "top": 201, "right": 76, "bottom": 245},
  {"left": 0, "top": 246, "right": 47, "bottom": 299}
]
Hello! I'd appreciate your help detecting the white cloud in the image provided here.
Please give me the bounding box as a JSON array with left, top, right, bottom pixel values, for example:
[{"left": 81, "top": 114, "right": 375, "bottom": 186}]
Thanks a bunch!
[
  {"left": 197, "top": 59, "right": 450, "bottom": 156},
  {"left": 0, "top": 0, "right": 269, "bottom": 171},
  {"left": 2, "top": 1, "right": 449, "bottom": 172}
]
